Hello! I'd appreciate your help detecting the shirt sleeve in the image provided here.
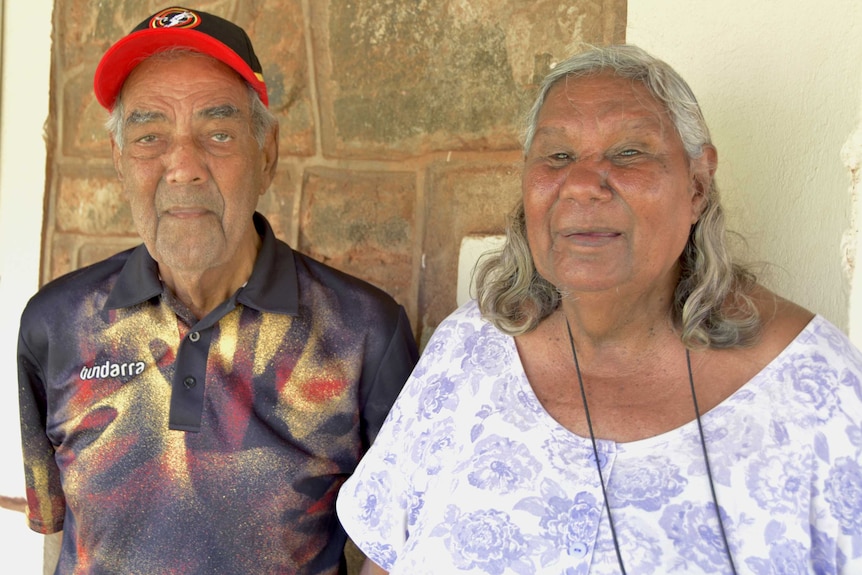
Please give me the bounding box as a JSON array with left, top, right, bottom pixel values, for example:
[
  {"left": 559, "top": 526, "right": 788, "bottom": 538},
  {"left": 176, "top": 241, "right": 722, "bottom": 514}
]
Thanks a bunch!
[
  {"left": 358, "top": 304, "right": 418, "bottom": 449},
  {"left": 17, "top": 315, "right": 66, "bottom": 534}
]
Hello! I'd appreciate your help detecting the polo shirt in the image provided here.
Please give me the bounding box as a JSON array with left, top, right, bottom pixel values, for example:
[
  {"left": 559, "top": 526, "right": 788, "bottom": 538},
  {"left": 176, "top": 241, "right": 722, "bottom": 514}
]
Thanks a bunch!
[{"left": 17, "top": 212, "right": 418, "bottom": 575}]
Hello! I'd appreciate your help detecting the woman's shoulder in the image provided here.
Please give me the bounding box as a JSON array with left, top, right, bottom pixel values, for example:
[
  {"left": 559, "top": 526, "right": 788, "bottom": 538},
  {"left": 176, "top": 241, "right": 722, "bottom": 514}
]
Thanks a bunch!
[
  {"left": 740, "top": 283, "right": 862, "bottom": 376},
  {"left": 423, "top": 300, "right": 496, "bottom": 346},
  {"left": 751, "top": 284, "right": 816, "bottom": 355}
]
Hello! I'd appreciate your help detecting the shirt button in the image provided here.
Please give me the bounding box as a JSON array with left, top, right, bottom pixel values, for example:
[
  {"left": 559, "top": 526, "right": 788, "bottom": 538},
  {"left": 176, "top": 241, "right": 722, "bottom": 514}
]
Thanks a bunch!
[
  {"left": 183, "top": 376, "right": 196, "bottom": 389},
  {"left": 189, "top": 332, "right": 200, "bottom": 342},
  {"left": 567, "top": 541, "right": 588, "bottom": 558}
]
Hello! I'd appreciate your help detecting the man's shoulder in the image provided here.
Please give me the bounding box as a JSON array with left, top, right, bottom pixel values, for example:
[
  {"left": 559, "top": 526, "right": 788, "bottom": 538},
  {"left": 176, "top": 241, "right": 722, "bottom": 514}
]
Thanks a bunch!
[
  {"left": 23, "top": 247, "right": 137, "bottom": 316},
  {"left": 289, "top": 248, "right": 402, "bottom": 314}
]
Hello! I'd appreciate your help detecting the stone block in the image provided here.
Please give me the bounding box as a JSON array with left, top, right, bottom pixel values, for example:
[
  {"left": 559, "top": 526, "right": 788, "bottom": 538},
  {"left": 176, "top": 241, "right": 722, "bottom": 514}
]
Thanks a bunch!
[
  {"left": 419, "top": 157, "right": 521, "bottom": 336},
  {"left": 55, "top": 171, "right": 133, "bottom": 235},
  {"left": 61, "top": 69, "right": 115, "bottom": 159},
  {"left": 241, "top": 1, "right": 316, "bottom": 156},
  {"left": 47, "top": 234, "right": 140, "bottom": 283},
  {"left": 310, "top": 0, "right": 625, "bottom": 159},
  {"left": 78, "top": 238, "right": 142, "bottom": 268},
  {"left": 258, "top": 164, "right": 298, "bottom": 244},
  {"left": 47, "top": 234, "right": 75, "bottom": 284},
  {"left": 299, "top": 167, "right": 416, "bottom": 315}
]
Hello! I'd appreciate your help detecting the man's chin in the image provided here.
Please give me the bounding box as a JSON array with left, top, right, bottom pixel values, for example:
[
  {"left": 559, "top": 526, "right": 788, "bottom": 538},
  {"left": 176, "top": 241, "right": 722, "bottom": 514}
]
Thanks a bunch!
[{"left": 153, "top": 240, "right": 223, "bottom": 275}]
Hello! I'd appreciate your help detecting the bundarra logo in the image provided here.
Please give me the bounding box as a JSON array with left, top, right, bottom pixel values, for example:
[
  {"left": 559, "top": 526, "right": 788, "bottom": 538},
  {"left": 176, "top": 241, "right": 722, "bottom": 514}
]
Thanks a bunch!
[{"left": 80, "top": 360, "right": 146, "bottom": 380}]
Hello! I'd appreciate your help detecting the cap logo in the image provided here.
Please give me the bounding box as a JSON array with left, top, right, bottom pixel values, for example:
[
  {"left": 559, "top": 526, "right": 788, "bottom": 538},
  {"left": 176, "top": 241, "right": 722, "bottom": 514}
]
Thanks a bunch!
[{"left": 149, "top": 8, "right": 201, "bottom": 30}]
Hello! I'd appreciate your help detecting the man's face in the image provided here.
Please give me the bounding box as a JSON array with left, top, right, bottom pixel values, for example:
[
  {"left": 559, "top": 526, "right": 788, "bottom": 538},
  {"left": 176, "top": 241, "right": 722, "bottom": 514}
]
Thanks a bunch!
[{"left": 112, "top": 53, "right": 277, "bottom": 277}]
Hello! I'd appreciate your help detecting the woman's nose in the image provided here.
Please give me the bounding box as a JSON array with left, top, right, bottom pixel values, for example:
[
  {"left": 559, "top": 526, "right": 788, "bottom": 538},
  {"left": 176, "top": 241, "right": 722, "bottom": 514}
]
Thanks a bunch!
[{"left": 559, "top": 158, "right": 613, "bottom": 203}]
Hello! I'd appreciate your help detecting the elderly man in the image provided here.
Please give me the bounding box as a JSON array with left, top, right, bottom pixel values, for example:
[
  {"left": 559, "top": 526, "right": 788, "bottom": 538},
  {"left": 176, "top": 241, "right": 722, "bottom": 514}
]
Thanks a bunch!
[{"left": 17, "top": 7, "right": 418, "bottom": 574}]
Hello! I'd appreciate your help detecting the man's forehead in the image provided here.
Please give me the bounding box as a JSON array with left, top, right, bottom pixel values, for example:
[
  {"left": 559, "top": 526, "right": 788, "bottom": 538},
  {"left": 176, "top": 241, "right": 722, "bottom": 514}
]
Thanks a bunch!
[{"left": 121, "top": 51, "right": 249, "bottom": 94}]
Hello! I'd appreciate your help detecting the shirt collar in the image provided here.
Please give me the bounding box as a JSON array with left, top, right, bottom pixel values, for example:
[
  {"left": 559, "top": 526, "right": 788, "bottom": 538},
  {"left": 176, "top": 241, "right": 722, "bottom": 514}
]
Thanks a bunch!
[{"left": 105, "top": 212, "right": 298, "bottom": 315}]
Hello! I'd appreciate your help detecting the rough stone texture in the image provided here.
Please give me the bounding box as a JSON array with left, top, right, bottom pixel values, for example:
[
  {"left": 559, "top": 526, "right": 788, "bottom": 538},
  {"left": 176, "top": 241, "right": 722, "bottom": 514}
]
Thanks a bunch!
[
  {"left": 299, "top": 168, "right": 417, "bottom": 317},
  {"left": 420, "top": 159, "right": 523, "bottom": 342},
  {"left": 55, "top": 171, "right": 132, "bottom": 235},
  {"left": 311, "top": 0, "right": 626, "bottom": 159},
  {"left": 41, "top": 1, "right": 626, "bottom": 569},
  {"left": 45, "top": 0, "right": 625, "bottom": 337}
]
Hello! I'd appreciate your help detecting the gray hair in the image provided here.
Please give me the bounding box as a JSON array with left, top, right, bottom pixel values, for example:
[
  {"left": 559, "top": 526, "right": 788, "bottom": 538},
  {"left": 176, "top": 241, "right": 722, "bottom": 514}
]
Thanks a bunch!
[
  {"left": 475, "top": 44, "right": 759, "bottom": 349},
  {"left": 106, "top": 50, "right": 277, "bottom": 150}
]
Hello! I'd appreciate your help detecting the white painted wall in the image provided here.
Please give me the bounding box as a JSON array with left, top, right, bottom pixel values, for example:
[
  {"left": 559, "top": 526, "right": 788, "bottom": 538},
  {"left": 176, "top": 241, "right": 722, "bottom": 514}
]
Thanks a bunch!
[
  {"left": 627, "top": 0, "right": 862, "bottom": 342},
  {"left": 0, "top": 0, "right": 52, "bottom": 571},
  {"left": 846, "top": 118, "right": 862, "bottom": 343}
]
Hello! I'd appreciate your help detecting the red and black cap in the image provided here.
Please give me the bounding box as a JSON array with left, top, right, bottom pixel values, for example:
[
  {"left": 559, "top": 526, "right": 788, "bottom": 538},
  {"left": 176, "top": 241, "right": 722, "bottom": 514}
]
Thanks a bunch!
[{"left": 94, "top": 6, "right": 268, "bottom": 110}]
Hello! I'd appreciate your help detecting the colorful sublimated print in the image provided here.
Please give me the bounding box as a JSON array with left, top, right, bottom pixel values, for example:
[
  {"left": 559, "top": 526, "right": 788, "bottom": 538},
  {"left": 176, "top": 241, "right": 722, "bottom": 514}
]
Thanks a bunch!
[{"left": 19, "top": 214, "right": 417, "bottom": 575}]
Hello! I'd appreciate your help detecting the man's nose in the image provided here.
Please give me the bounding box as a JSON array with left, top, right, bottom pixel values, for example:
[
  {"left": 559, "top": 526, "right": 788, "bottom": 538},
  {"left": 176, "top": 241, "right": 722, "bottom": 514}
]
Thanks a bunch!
[{"left": 164, "top": 136, "right": 208, "bottom": 185}]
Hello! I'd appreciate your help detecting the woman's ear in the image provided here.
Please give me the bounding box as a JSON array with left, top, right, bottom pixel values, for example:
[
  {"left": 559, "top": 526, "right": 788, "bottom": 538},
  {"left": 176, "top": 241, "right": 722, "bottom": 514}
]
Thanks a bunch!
[{"left": 690, "top": 144, "right": 717, "bottom": 222}]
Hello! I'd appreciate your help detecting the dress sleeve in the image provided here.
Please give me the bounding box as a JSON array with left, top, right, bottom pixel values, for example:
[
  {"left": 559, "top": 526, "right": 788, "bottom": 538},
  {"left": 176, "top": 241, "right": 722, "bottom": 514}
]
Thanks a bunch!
[
  {"left": 337, "top": 373, "right": 416, "bottom": 571},
  {"left": 338, "top": 304, "right": 469, "bottom": 571},
  {"left": 17, "top": 313, "right": 66, "bottom": 534}
]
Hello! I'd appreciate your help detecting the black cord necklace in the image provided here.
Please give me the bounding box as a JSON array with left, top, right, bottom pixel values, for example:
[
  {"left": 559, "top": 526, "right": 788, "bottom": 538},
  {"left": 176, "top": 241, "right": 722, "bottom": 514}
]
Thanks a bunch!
[{"left": 564, "top": 318, "right": 737, "bottom": 574}]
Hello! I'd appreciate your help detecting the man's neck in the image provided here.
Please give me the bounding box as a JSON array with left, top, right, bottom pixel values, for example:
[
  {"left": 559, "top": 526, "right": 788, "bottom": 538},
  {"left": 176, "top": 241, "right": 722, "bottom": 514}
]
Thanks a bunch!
[{"left": 158, "top": 233, "right": 261, "bottom": 320}]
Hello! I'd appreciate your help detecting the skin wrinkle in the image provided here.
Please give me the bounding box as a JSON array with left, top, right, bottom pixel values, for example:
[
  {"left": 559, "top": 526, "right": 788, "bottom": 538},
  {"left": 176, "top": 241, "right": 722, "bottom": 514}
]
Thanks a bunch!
[
  {"left": 111, "top": 54, "right": 277, "bottom": 319},
  {"left": 522, "top": 73, "right": 708, "bottom": 327}
]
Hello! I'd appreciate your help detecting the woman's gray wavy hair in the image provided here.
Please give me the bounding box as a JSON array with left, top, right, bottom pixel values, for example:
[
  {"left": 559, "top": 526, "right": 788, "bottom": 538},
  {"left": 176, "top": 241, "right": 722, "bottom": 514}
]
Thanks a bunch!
[
  {"left": 475, "top": 44, "right": 759, "bottom": 349},
  {"left": 105, "top": 49, "right": 277, "bottom": 151}
]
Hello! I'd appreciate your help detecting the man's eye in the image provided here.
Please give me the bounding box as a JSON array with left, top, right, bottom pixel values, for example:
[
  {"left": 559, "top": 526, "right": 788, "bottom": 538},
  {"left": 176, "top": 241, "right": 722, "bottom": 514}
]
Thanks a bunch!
[
  {"left": 550, "top": 152, "right": 571, "bottom": 161},
  {"left": 134, "top": 134, "right": 157, "bottom": 144},
  {"left": 618, "top": 149, "right": 640, "bottom": 157},
  {"left": 211, "top": 133, "right": 232, "bottom": 143}
]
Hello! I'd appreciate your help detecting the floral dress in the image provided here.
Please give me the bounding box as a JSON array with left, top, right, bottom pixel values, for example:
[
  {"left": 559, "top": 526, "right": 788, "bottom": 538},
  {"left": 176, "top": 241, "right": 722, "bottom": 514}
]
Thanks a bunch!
[{"left": 336, "top": 300, "right": 862, "bottom": 574}]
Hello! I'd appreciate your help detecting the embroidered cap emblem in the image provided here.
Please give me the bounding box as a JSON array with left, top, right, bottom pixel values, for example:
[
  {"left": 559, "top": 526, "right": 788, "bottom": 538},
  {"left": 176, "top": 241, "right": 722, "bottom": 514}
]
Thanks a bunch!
[{"left": 149, "top": 8, "right": 201, "bottom": 30}]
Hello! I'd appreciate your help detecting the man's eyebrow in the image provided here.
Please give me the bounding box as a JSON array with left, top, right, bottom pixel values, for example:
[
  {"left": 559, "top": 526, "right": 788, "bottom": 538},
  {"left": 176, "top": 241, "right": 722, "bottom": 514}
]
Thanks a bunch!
[
  {"left": 125, "top": 110, "right": 167, "bottom": 126},
  {"left": 123, "top": 105, "right": 242, "bottom": 126},
  {"left": 199, "top": 104, "right": 241, "bottom": 119}
]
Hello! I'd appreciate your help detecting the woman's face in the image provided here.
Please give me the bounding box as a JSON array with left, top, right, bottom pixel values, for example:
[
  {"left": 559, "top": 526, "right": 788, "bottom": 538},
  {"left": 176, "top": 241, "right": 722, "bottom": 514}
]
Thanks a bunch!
[{"left": 522, "top": 71, "right": 714, "bottom": 300}]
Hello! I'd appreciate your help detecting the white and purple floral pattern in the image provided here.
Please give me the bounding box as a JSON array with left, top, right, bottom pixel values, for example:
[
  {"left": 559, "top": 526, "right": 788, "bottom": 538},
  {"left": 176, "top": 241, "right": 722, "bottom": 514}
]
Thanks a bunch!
[{"left": 336, "top": 301, "right": 862, "bottom": 574}]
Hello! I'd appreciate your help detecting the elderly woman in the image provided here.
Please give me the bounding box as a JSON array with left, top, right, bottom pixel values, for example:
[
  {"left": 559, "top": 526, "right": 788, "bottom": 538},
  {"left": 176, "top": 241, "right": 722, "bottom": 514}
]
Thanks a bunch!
[{"left": 336, "top": 45, "right": 862, "bottom": 574}]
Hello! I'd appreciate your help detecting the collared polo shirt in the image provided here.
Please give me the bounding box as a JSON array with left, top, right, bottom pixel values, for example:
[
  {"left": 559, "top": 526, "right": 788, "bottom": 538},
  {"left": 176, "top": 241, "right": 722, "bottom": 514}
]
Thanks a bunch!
[{"left": 18, "top": 213, "right": 418, "bottom": 575}]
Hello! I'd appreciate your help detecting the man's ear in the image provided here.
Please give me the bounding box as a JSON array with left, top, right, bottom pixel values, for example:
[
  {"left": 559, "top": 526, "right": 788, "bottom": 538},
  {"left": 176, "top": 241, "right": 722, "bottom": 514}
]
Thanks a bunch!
[
  {"left": 111, "top": 137, "right": 124, "bottom": 183},
  {"left": 690, "top": 144, "right": 717, "bottom": 223},
  {"left": 260, "top": 124, "right": 279, "bottom": 195}
]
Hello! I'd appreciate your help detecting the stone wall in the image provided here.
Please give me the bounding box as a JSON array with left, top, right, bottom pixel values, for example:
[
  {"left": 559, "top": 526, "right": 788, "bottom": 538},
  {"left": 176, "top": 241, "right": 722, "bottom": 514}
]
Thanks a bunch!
[{"left": 46, "top": 0, "right": 625, "bottom": 343}]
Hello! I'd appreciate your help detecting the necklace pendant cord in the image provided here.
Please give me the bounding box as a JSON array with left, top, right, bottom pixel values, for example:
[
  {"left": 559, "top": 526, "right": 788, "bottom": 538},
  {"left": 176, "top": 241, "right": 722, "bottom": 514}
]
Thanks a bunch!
[
  {"left": 564, "top": 318, "right": 737, "bottom": 575},
  {"left": 686, "top": 350, "right": 738, "bottom": 575},
  {"left": 565, "top": 319, "right": 627, "bottom": 575}
]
